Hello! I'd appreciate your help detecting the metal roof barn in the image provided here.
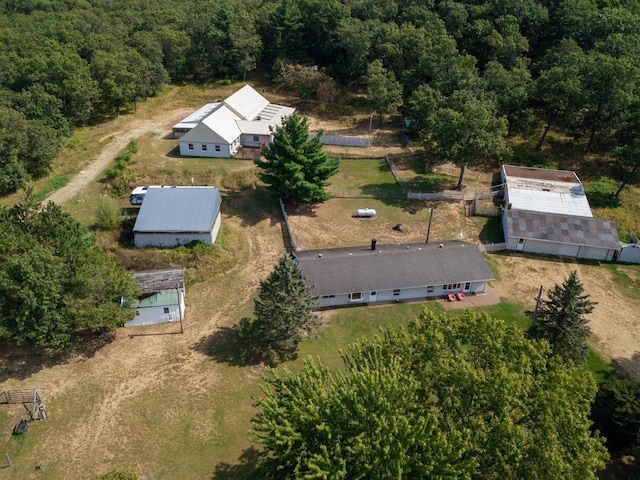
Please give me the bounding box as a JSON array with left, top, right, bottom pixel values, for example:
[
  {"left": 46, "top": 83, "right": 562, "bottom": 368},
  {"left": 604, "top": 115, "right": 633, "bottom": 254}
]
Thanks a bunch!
[
  {"left": 502, "top": 165, "right": 593, "bottom": 217},
  {"left": 133, "top": 187, "right": 222, "bottom": 247}
]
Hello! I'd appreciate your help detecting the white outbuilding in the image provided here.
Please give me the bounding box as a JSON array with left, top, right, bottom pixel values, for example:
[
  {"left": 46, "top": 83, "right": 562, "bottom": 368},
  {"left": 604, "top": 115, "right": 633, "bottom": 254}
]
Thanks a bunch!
[{"left": 133, "top": 186, "right": 222, "bottom": 248}]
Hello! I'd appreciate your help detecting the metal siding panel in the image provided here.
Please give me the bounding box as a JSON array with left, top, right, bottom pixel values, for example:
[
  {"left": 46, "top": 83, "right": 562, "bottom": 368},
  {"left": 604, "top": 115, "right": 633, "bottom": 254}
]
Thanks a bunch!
[{"left": 125, "top": 305, "right": 181, "bottom": 327}]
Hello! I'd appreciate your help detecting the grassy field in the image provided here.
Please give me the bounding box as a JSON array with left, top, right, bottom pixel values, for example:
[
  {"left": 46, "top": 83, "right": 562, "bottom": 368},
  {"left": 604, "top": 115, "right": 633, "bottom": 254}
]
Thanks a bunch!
[{"left": 0, "top": 82, "right": 635, "bottom": 479}]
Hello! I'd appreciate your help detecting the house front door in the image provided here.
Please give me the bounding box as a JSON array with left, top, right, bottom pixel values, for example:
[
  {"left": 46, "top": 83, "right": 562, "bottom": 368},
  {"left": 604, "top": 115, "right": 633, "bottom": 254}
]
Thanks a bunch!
[{"left": 516, "top": 238, "right": 525, "bottom": 251}]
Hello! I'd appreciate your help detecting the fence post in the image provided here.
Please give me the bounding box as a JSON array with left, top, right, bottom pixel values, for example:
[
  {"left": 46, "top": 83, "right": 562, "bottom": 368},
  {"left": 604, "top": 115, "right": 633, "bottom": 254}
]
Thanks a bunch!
[{"left": 5, "top": 453, "right": 11, "bottom": 467}]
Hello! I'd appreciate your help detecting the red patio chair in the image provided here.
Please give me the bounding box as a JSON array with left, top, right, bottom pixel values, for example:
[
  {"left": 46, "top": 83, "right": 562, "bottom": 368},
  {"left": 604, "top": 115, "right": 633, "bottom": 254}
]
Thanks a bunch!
[
  {"left": 457, "top": 291, "right": 465, "bottom": 301},
  {"left": 447, "top": 292, "right": 456, "bottom": 302}
]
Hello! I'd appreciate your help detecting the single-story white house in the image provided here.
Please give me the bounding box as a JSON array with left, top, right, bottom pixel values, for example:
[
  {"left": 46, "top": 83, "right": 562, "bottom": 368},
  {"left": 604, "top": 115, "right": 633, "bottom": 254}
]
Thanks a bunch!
[
  {"left": 124, "top": 268, "right": 185, "bottom": 327},
  {"left": 295, "top": 240, "right": 495, "bottom": 309},
  {"left": 500, "top": 165, "right": 623, "bottom": 260},
  {"left": 503, "top": 209, "right": 619, "bottom": 261},
  {"left": 176, "top": 85, "right": 295, "bottom": 158},
  {"left": 133, "top": 186, "right": 222, "bottom": 248}
]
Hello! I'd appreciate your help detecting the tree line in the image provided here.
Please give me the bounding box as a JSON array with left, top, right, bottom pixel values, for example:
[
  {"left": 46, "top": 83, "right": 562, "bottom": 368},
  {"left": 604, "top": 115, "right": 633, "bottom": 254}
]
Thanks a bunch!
[{"left": 2, "top": 0, "right": 640, "bottom": 192}]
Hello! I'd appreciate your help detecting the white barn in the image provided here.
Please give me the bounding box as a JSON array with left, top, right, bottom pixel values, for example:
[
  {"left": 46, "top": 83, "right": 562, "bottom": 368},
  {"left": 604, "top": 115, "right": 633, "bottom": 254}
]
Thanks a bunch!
[
  {"left": 133, "top": 187, "right": 222, "bottom": 248},
  {"left": 124, "top": 268, "right": 185, "bottom": 327},
  {"left": 296, "top": 240, "right": 495, "bottom": 309},
  {"left": 503, "top": 209, "right": 619, "bottom": 261},
  {"left": 500, "top": 165, "right": 621, "bottom": 261},
  {"left": 177, "top": 85, "right": 295, "bottom": 158}
]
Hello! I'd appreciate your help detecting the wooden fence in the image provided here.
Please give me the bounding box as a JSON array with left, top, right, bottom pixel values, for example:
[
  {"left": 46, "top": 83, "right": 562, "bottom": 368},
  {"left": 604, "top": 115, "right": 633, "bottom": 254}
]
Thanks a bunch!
[
  {"left": 407, "top": 191, "right": 465, "bottom": 201},
  {"left": 480, "top": 242, "right": 507, "bottom": 253},
  {"left": 279, "top": 198, "right": 297, "bottom": 253}
]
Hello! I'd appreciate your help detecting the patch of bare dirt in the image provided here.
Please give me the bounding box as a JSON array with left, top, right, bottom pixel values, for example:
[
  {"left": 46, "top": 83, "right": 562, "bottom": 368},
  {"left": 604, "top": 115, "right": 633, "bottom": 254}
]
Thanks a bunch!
[{"left": 489, "top": 254, "right": 640, "bottom": 379}]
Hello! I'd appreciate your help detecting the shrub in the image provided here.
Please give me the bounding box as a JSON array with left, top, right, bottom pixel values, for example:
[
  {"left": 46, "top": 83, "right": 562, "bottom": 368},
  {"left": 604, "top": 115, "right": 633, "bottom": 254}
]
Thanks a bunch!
[{"left": 95, "top": 197, "right": 122, "bottom": 230}]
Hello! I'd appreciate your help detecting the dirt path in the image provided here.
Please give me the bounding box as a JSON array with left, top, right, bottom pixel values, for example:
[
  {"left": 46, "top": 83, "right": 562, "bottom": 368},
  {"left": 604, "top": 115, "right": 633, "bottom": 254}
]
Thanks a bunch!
[{"left": 45, "top": 108, "right": 193, "bottom": 206}]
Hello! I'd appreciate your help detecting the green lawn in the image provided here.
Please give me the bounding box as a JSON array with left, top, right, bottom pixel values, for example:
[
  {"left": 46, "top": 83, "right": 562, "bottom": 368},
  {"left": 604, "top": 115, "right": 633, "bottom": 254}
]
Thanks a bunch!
[{"left": 327, "top": 159, "right": 405, "bottom": 198}]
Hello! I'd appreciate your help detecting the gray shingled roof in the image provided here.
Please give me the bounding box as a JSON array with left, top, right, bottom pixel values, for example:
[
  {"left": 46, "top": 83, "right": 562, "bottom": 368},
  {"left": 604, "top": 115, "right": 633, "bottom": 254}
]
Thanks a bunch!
[
  {"left": 133, "top": 268, "right": 185, "bottom": 293},
  {"left": 295, "top": 241, "right": 494, "bottom": 297},
  {"left": 504, "top": 209, "right": 620, "bottom": 249},
  {"left": 133, "top": 187, "right": 221, "bottom": 233}
]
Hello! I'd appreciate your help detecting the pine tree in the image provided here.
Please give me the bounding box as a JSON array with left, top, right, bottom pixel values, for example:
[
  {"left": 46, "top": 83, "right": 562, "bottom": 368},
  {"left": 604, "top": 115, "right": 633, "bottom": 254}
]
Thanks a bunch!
[
  {"left": 528, "top": 271, "right": 596, "bottom": 364},
  {"left": 251, "top": 254, "right": 319, "bottom": 362},
  {"left": 255, "top": 114, "right": 340, "bottom": 203}
]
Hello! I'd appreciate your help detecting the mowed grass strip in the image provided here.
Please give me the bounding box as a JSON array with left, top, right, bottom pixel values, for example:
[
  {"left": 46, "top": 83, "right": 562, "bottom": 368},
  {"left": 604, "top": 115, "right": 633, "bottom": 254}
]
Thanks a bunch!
[{"left": 327, "top": 159, "right": 404, "bottom": 198}]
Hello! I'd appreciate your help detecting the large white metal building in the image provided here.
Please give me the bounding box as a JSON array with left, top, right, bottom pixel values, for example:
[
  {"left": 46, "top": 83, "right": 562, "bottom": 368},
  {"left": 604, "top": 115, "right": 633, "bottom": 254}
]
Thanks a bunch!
[
  {"left": 500, "top": 165, "right": 621, "bottom": 261},
  {"left": 133, "top": 187, "right": 222, "bottom": 248}
]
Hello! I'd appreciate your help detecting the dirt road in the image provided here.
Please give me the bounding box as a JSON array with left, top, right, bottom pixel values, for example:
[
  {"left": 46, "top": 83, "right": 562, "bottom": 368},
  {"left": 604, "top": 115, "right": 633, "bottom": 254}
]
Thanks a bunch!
[{"left": 45, "top": 109, "right": 193, "bottom": 205}]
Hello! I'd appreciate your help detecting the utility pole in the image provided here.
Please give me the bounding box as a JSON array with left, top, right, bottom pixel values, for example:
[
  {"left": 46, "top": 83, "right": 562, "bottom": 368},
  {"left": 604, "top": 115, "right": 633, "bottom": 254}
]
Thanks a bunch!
[
  {"left": 426, "top": 207, "right": 434, "bottom": 243},
  {"left": 531, "top": 285, "right": 545, "bottom": 326}
]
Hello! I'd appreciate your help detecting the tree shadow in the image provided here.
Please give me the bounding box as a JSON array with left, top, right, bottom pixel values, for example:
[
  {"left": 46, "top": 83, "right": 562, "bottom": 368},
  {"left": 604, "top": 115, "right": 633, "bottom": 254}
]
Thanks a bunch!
[
  {"left": 478, "top": 217, "right": 505, "bottom": 244},
  {"left": 212, "top": 446, "right": 261, "bottom": 480},
  {"left": 0, "top": 330, "right": 117, "bottom": 383},
  {"left": 192, "top": 319, "right": 298, "bottom": 368},
  {"left": 284, "top": 201, "right": 318, "bottom": 218},
  {"left": 222, "top": 190, "right": 283, "bottom": 228},
  {"left": 358, "top": 182, "right": 405, "bottom": 198},
  {"left": 585, "top": 190, "right": 621, "bottom": 209}
]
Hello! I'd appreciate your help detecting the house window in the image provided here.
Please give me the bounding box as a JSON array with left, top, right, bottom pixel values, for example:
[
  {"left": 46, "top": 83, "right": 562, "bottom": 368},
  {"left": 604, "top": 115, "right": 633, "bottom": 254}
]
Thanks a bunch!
[
  {"left": 370, "top": 291, "right": 376, "bottom": 295},
  {"left": 427, "top": 286, "right": 434, "bottom": 293},
  {"left": 253, "top": 135, "right": 259, "bottom": 142},
  {"left": 163, "top": 307, "right": 170, "bottom": 314},
  {"left": 215, "top": 145, "right": 221, "bottom": 152},
  {"left": 202, "top": 144, "right": 208, "bottom": 151},
  {"left": 393, "top": 289, "right": 401, "bottom": 296},
  {"left": 188, "top": 143, "right": 194, "bottom": 150},
  {"left": 349, "top": 292, "right": 363, "bottom": 300},
  {"left": 518, "top": 238, "right": 525, "bottom": 244},
  {"left": 321, "top": 295, "right": 335, "bottom": 299},
  {"left": 443, "top": 283, "right": 461, "bottom": 291},
  {"left": 465, "top": 282, "right": 470, "bottom": 290}
]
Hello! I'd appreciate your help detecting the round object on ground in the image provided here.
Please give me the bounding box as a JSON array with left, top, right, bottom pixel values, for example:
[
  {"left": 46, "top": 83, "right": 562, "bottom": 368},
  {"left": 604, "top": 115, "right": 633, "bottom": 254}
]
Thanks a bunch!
[{"left": 13, "top": 419, "right": 29, "bottom": 435}]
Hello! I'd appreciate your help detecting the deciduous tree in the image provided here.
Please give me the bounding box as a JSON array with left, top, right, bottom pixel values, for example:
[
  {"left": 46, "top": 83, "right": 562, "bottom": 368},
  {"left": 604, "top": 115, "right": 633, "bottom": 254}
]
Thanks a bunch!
[
  {"left": 255, "top": 114, "right": 340, "bottom": 203},
  {"left": 424, "top": 89, "right": 510, "bottom": 190},
  {"left": 251, "top": 310, "right": 608, "bottom": 479},
  {"left": 365, "top": 59, "right": 403, "bottom": 126},
  {"left": 528, "top": 271, "right": 596, "bottom": 364},
  {"left": 0, "top": 198, "right": 139, "bottom": 349},
  {"left": 610, "top": 138, "right": 640, "bottom": 199}
]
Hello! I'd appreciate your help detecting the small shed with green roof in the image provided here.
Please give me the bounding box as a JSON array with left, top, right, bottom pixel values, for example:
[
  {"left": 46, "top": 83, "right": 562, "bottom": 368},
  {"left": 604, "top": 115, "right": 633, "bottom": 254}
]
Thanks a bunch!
[{"left": 123, "top": 268, "right": 185, "bottom": 327}]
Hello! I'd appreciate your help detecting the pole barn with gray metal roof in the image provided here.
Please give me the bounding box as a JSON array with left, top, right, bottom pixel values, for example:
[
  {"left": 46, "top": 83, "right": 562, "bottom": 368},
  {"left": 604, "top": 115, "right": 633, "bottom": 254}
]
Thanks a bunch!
[{"left": 133, "top": 187, "right": 222, "bottom": 247}]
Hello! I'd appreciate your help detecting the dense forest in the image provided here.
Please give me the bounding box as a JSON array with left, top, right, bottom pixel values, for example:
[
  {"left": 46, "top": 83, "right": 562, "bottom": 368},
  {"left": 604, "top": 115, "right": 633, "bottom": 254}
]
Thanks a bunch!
[{"left": 2, "top": 0, "right": 640, "bottom": 194}]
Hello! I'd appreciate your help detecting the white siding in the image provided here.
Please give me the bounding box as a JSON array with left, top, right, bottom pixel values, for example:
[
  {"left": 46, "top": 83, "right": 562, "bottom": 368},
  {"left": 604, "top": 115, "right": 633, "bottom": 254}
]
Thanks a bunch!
[
  {"left": 134, "top": 231, "right": 214, "bottom": 248},
  {"left": 126, "top": 304, "right": 181, "bottom": 327},
  {"left": 619, "top": 244, "right": 640, "bottom": 263},
  {"left": 179, "top": 138, "right": 241, "bottom": 158},
  {"left": 577, "top": 245, "right": 614, "bottom": 261},
  {"left": 317, "top": 281, "right": 488, "bottom": 308},
  {"left": 240, "top": 134, "right": 270, "bottom": 148}
]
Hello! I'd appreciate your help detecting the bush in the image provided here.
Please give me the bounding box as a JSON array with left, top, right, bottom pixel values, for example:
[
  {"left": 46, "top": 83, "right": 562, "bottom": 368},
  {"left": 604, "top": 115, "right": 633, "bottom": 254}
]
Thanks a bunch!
[
  {"left": 127, "top": 139, "right": 139, "bottom": 154},
  {"left": 96, "top": 467, "right": 138, "bottom": 480},
  {"left": 95, "top": 197, "right": 122, "bottom": 230}
]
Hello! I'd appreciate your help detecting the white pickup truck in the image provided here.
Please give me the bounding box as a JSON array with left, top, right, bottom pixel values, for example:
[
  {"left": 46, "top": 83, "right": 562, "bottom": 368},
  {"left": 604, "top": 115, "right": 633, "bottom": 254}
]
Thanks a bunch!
[{"left": 129, "top": 185, "right": 176, "bottom": 205}]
